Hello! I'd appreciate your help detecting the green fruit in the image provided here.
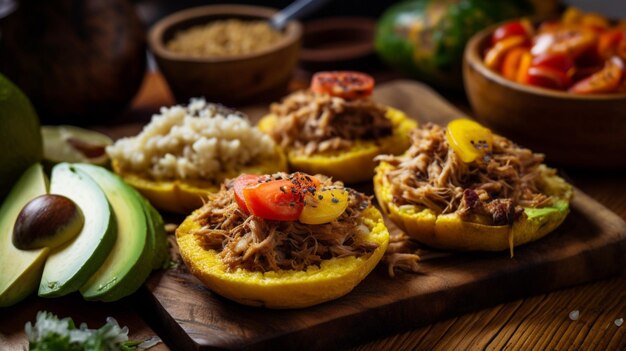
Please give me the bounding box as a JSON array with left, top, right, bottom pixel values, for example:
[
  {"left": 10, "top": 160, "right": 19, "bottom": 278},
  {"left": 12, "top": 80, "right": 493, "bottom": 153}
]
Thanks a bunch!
[
  {"left": 76, "top": 164, "right": 153, "bottom": 302},
  {"left": 41, "top": 125, "right": 112, "bottom": 166},
  {"left": 12, "top": 194, "right": 84, "bottom": 250},
  {"left": 141, "top": 195, "right": 169, "bottom": 270},
  {"left": 0, "top": 73, "right": 42, "bottom": 201},
  {"left": 375, "top": 0, "right": 531, "bottom": 90},
  {"left": 0, "top": 164, "right": 49, "bottom": 307},
  {"left": 39, "top": 163, "right": 116, "bottom": 297}
]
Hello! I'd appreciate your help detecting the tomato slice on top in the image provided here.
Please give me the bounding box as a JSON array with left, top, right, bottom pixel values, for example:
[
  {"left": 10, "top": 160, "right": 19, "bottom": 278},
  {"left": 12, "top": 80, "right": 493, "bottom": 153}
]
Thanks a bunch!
[
  {"left": 311, "top": 71, "right": 374, "bottom": 100},
  {"left": 234, "top": 173, "right": 345, "bottom": 223},
  {"left": 288, "top": 172, "right": 320, "bottom": 195},
  {"left": 243, "top": 179, "right": 305, "bottom": 221},
  {"left": 233, "top": 174, "right": 265, "bottom": 213}
]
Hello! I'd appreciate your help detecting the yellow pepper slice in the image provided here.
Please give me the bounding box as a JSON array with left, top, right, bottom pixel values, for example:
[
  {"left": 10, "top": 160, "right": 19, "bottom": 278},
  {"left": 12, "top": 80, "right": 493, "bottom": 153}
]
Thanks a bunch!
[
  {"left": 299, "top": 187, "right": 350, "bottom": 225},
  {"left": 445, "top": 119, "right": 493, "bottom": 163}
]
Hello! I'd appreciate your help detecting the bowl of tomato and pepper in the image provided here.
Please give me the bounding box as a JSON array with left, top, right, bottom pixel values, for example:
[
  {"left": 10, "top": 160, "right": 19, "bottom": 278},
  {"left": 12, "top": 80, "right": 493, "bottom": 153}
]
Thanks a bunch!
[{"left": 464, "top": 7, "right": 626, "bottom": 168}]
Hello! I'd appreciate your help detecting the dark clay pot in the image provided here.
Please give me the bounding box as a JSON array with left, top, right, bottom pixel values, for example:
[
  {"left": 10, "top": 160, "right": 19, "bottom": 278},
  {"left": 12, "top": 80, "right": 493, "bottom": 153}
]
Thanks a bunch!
[{"left": 0, "top": 0, "right": 146, "bottom": 125}]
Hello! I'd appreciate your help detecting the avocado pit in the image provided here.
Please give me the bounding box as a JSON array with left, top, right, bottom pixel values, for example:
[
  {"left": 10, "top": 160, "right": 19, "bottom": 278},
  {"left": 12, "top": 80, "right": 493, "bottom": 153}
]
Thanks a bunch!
[{"left": 12, "top": 194, "right": 84, "bottom": 250}]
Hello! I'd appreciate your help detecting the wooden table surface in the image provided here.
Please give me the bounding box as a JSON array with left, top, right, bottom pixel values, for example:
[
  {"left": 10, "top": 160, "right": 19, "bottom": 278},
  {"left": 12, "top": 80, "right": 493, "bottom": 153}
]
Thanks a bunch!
[{"left": 2, "top": 72, "right": 625, "bottom": 351}]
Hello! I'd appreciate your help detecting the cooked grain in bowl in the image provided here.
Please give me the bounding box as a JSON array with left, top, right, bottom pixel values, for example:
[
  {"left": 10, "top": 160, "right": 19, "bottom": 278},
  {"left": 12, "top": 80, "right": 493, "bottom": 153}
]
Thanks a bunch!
[
  {"left": 106, "top": 98, "right": 276, "bottom": 181},
  {"left": 166, "top": 19, "right": 283, "bottom": 57}
]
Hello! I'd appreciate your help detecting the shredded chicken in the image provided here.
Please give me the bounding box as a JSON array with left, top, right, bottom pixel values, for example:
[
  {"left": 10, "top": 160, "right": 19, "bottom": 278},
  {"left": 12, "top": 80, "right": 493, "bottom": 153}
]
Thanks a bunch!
[
  {"left": 383, "top": 231, "right": 420, "bottom": 277},
  {"left": 376, "top": 123, "right": 554, "bottom": 226},
  {"left": 268, "top": 90, "right": 393, "bottom": 155},
  {"left": 193, "top": 174, "right": 378, "bottom": 272}
]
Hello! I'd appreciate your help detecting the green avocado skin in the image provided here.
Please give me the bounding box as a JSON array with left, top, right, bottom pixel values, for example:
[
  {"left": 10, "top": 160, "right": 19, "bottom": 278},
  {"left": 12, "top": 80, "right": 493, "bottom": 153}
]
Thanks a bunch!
[
  {"left": 38, "top": 163, "right": 116, "bottom": 298},
  {"left": 142, "top": 197, "right": 169, "bottom": 270},
  {"left": 75, "top": 163, "right": 168, "bottom": 301},
  {"left": 0, "top": 73, "right": 42, "bottom": 201},
  {"left": 0, "top": 164, "right": 48, "bottom": 307},
  {"left": 375, "top": 0, "right": 531, "bottom": 90}
]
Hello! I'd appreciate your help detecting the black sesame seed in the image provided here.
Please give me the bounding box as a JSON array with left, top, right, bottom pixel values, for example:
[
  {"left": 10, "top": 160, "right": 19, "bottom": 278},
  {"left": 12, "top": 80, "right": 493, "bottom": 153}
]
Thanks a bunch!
[
  {"left": 318, "top": 195, "right": 324, "bottom": 200},
  {"left": 331, "top": 198, "right": 340, "bottom": 204}
]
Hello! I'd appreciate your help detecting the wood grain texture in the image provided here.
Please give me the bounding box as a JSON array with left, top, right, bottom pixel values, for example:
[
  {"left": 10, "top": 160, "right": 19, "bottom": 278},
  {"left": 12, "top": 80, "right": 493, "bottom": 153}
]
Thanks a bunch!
[{"left": 138, "top": 81, "right": 626, "bottom": 351}]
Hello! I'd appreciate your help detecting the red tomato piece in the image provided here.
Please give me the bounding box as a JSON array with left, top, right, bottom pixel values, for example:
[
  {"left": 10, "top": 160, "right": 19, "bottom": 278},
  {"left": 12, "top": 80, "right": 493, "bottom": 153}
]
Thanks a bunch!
[
  {"left": 233, "top": 174, "right": 265, "bottom": 213},
  {"left": 311, "top": 71, "right": 374, "bottom": 100},
  {"left": 492, "top": 20, "right": 532, "bottom": 45},
  {"left": 531, "top": 53, "right": 574, "bottom": 73},
  {"left": 243, "top": 179, "right": 304, "bottom": 221},
  {"left": 527, "top": 66, "right": 571, "bottom": 90},
  {"left": 569, "top": 56, "right": 625, "bottom": 94},
  {"left": 287, "top": 172, "right": 320, "bottom": 196},
  {"left": 532, "top": 29, "right": 597, "bottom": 60}
]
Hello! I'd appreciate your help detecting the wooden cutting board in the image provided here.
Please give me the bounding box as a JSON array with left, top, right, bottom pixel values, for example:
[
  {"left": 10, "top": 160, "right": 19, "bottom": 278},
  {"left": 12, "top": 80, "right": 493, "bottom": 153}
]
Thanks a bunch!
[{"left": 137, "top": 81, "right": 626, "bottom": 351}]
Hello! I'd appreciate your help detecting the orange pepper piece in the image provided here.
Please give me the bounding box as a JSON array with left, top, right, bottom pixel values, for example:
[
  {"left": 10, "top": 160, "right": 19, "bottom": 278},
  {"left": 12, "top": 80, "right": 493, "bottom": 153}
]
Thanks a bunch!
[
  {"left": 516, "top": 51, "right": 533, "bottom": 84},
  {"left": 484, "top": 36, "right": 527, "bottom": 70},
  {"left": 501, "top": 47, "right": 529, "bottom": 81}
]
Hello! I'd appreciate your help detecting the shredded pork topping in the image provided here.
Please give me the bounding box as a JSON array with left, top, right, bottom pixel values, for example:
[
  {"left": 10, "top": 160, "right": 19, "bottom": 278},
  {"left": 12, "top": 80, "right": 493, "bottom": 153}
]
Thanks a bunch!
[
  {"left": 268, "top": 90, "right": 393, "bottom": 155},
  {"left": 383, "top": 231, "right": 421, "bottom": 277},
  {"left": 376, "top": 123, "right": 554, "bottom": 226},
  {"left": 193, "top": 175, "right": 378, "bottom": 272}
]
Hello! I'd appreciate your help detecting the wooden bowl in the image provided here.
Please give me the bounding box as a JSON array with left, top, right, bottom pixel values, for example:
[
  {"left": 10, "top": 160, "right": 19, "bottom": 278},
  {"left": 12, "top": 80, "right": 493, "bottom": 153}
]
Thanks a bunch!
[
  {"left": 148, "top": 5, "right": 302, "bottom": 105},
  {"left": 464, "top": 24, "right": 626, "bottom": 168}
]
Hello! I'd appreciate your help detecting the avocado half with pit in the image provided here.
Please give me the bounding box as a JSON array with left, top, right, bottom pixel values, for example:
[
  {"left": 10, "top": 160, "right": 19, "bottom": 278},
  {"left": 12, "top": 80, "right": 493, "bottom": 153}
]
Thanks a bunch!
[
  {"left": 257, "top": 107, "right": 416, "bottom": 184},
  {"left": 0, "top": 164, "right": 49, "bottom": 307},
  {"left": 176, "top": 206, "right": 389, "bottom": 309},
  {"left": 374, "top": 162, "right": 573, "bottom": 252},
  {"left": 112, "top": 146, "right": 288, "bottom": 214},
  {"left": 39, "top": 163, "right": 116, "bottom": 297},
  {"left": 0, "top": 162, "right": 167, "bottom": 305}
]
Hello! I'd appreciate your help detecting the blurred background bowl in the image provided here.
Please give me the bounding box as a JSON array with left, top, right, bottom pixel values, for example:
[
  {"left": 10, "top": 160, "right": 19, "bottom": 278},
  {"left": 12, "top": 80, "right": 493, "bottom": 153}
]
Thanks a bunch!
[
  {"left": 299, "top": 17, "right": 376, "bottom": 71},
  {"left": 464, "top": 23, "right": 626, "bottom": 168},
  {"left": 148, "top": 5, "right": 302, "bottom": 105}
]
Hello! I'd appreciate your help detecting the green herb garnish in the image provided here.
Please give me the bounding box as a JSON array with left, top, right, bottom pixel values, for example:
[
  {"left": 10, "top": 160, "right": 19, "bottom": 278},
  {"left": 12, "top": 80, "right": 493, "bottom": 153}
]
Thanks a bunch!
[{"left": 25, "top": 311, "right": 144, "bottom": 351}]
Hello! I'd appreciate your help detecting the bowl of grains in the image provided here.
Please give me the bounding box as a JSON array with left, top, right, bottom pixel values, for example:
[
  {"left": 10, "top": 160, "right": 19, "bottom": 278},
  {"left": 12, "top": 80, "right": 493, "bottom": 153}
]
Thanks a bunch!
[{"left": 149, "top": 5, "right": 302, "bottom": 105}]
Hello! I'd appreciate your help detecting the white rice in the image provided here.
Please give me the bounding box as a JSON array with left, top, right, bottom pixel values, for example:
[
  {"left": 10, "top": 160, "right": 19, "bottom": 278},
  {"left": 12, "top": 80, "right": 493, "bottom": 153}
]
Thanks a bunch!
[{"left": 106, "top": 98, "right": 275, "bottom": 181}]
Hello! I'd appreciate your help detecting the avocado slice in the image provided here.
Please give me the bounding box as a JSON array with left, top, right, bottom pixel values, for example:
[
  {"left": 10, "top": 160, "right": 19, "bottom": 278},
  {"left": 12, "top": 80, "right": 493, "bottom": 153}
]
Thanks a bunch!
[
  {"left": 76, "top": 164, "right": 153, "bottom": 302},
  {"left": 39, "top": 163, "right": 116, "bottom": 297},
  {"left": 0, "top": 164, "right": 48, "bottom": 307},
  {"left": 141, "top": 196, "right": 169, "bottom": 270}
]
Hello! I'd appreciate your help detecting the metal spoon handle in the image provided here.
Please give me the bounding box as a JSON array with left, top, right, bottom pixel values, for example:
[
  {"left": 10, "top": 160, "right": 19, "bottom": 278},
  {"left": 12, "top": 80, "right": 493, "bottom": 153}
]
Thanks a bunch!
[{"left": 270, "top": 0, "right": 333, "bottom": 30}]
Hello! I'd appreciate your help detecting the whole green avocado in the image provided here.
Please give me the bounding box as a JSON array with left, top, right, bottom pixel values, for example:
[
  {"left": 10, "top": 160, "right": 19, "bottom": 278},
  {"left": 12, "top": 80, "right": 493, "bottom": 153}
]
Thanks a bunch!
[
  {"left": 0, "top": 73, "right": 42, "bottom": 201},
  {"left": 375, "top": 0, "right": 533, "bottom": 90}
]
